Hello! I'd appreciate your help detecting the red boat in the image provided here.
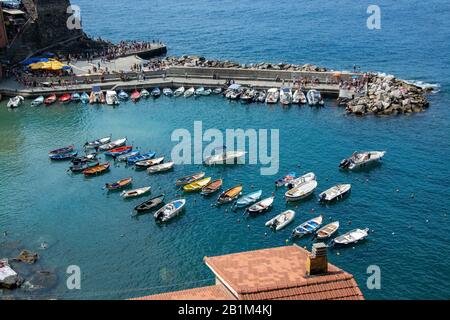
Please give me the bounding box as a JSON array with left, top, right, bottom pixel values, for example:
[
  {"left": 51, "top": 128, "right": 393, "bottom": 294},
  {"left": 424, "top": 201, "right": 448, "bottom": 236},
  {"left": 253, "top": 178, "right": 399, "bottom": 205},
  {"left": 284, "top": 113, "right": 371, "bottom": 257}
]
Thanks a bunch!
[
  {"left": 105, "top": 146, "right": 133, "bottom": 157},
  {"left": 131, "top": 90, "right": 141, "bottom": 102},
  {"left": 59, "top": 93, "right": 71, "bottom": 103},
  {"left": 45, "top": 94, "right": 57, "bottom": 105}
]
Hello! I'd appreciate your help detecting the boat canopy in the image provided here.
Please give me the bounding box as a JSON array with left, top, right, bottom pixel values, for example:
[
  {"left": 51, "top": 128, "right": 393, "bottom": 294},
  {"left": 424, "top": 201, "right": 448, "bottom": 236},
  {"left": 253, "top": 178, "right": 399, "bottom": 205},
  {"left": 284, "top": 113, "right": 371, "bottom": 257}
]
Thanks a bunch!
[{"left": 228, "top": 84, "right": 241, "bottom": 90}]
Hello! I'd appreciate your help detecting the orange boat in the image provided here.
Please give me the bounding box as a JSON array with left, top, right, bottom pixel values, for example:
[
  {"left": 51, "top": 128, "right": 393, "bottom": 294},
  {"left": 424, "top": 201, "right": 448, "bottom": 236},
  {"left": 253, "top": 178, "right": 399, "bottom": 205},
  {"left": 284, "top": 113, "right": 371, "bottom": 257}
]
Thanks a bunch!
[
  {"left": 105, "top": 177, "right": 132, "bottom": 190},
  {"left": 45, "top": 94, "right": 57, "bottom": 105},
  {"left": 217, "top": 184, "right": 243, "bottom": 205},
  {"left": 201, "top": 179, "right": 223, "bottom": 196},
  {"left": 83, "top": 162, "right": 111, "bottom": 176}
]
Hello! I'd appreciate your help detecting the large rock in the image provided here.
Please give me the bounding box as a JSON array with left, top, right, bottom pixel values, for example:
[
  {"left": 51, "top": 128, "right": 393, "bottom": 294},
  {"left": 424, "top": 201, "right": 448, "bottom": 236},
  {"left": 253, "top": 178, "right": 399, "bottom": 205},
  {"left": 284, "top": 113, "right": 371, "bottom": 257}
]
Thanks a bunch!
[
  {"left": 13, "top": 250, "right": 39, "bottom": 265},
  {"left": 0, "top": 259, "right": 23, "bottom": 290}
]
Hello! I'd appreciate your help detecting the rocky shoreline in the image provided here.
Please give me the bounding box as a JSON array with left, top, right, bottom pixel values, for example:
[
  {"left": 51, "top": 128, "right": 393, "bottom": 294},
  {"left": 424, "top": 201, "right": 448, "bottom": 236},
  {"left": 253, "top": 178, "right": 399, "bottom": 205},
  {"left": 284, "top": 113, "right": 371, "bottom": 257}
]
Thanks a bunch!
[{"left": 345, "top": 73, "right": 432, "bottom": 116}]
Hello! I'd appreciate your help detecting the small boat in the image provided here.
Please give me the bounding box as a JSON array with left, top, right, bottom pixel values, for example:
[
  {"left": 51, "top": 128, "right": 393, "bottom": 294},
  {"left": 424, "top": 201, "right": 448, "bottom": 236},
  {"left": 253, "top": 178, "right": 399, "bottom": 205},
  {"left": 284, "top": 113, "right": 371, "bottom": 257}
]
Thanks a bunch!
[
  {"left": 141, "top": 89, "right": 150, "bottom": 98},
  {"left": 174, "top": 87, "right": 185, "bottom": 97},
  {"left": 200, "top": 179, "right": 223, "bottom": 196},
  {"left": 184, "top": 87, "right": 195, "bottom": 98},
  {"left": 213, "top": 87, "right": 223, "bottom": 94},
  {"left": 49, "top": 145, "right": 75, "bottom": 155},
  {"left": 80, "top": 92, "right": 90, "bottom": 104},
  {"left": 307, "top": 90, "right": 324, "bottom": 106},
  {"left": 71, "top": 93, "right": 81, "bottom": 102},
  {"left": 285, "top": 180, "right": 318, "bottom": 202},
  {"left": 227, "top": 84, "right": 242, "bottom": 100},
  {"left": 332, "top": 228, "right": 369, "bottom": 246},
  {"left": 339, "top": 151, "right": 386, "bottom": 170},
  {"left": 59, "top": 93, "right": 71, "bottom": 103},
  {"left": 240, "top": 88, "right": 256, "bottom": 103},
  {"left": 117, "top": 151, "right": 140, "bottom": 162},
  {"left": 99, "top": 138, "right": 127, "bottom": 151},
  {"left": 49, "top": 151, "right": 78, "bottom": 160},
  {"left": 127, "top": 151, "right": 156, "bottom": 165},
  {"left": 118, "top": 90, "right": 129, "bottom": 100},
  {"left": 265, "top": 210, "right": 296, "bottom": 231},
  {"left": 71, "top": 153, "right": 97, "bottom": 163},
  {"left": 151, "top": 88, "right": 161, "bottom": 98},
  {"left": 106, "top": 91, "right": 120, "bottom": 105},
  {"left": 44, "top": 94, "right": 57, "bottom": 105},
  {"left": 90, "top": 88, "right": 105, "bottom": 104},
  {"left": 154, "top": 199, "right": 186, "bottom": 222},
  {"left": 247, "top": 197, "right": 274, "bottom": 215},
  {"left": 134, "top": 194, "right": 165, "bottom": 215},
  {"left": 105, "top": 177, "right": 132, "bottom": 191},
  {"left": 131, "top": 90, "right": 141, "bottom": 102},
  {"left": 183, "top": 177, "right": 212, "bottom": 192},
  {"left": 316, "top": 221, "right": 340, "bottom": 240},
  {"left": 195, "top": 87, "right": 205, "bottom": 96},
  {"left": 163, "top": 88, "right": 173, "bottom": 96},
  {"left": 292, "top": 216, "right": 323, "bottom": 238},
  {"left": 121, "top": 186, "right": 151, "bottom": 199},
  {"left": 234, "top": 190, "right": 262, "bottom": 209},
  {"left": 83, "top": 162, "right": 111, "bottom": 176},
  {"left": 204, "top": 151, "right": 246, "bottom": 166},
  {"left": 84, "top": 136, "right": 112, "bottom": 149},
  {"left": 319, "top": 184, "right": 351, "bottom": 202},
  {"left": 293, "top": 90, "right": 307, "bottom": 104},
  {"left": 275, "top": 172, "right": 296, "bottom": 188},
  {"left": 147, "top": 161, "right": 174, "bottom": 173},
  {"left": 104, "top": 146, "right": 133, "bottom": 157},
  {"left": 286, "top": 172, "right": 316, "bottom": 189},
  {"left": 31, "top": 96, "right": 44, "bottom": 107},
  {"left": 69, "top": 160, "right": 99, "bottom": 173},
  {"left": 217, "top": 185, "right": 243, "bottom": 205},
  {"left": 256, "top": 90, "right": 267, "bottom": 103},
  {"left": 135, "top": 156, "right": 164, "bottom": 169},
  {"left": 279, "top": 87, "right": 293, "bottom": 105},
  {"left": 265, "top": 88, "right": 279, "bottom": 104},
  {"left": 176, "top": 172, "right": 205, "bottom": 186}
]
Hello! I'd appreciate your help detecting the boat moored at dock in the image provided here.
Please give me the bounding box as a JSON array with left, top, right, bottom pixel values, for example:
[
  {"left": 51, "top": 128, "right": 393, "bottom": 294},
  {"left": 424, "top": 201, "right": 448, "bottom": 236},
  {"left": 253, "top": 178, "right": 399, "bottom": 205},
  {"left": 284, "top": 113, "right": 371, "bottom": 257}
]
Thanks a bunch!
[
  {"left": 31, "top": 96, "right": 44, "bottom": 107},
  {"left": 280, "top": 87, "right": 293, "bottom": 105},
  {"left": 106, "top": 91, "right": 120, "bottom": 105},
  {"left": 307, "top": 89, "right": 324, "bottom": 106}
]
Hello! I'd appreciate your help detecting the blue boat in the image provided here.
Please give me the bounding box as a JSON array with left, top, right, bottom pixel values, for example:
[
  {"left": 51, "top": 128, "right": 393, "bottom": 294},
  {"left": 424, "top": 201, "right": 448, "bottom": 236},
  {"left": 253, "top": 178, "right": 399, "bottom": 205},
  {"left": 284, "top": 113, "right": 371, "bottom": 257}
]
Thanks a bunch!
[
  {"left": 292, "top": 216, "right": 323, "bottom": 238},
  {"left": 118, "top": 90, "right": 129, "bottom": 100},
  {"left": 275, "top": 172, "right": 296, "bottom": 188},
  {"left": 233, "top": 190, "right": 262, "bottom": 209},
  {"left": 71, "top": 93, "right": 81, "bottom": 102},
  {"left": 127, "top": 151, "right": 156, "bottom": 165},
  {"left": 49, "top": 151, "right": 78, "bottom": 160},
  {"left": 80, "top": 92, "right": 90, "bottom": 104},
  {"left": 151, "top": 88, "right": 161, "bottom": 97}
]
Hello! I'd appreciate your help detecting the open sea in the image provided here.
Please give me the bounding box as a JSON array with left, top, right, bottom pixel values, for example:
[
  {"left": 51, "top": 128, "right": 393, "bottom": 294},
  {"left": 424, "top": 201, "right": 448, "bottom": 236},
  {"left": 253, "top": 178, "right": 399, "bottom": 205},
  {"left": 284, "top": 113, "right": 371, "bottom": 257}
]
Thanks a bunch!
[{"left": 1, "top": 0, "right": 449, "bottom": 300}]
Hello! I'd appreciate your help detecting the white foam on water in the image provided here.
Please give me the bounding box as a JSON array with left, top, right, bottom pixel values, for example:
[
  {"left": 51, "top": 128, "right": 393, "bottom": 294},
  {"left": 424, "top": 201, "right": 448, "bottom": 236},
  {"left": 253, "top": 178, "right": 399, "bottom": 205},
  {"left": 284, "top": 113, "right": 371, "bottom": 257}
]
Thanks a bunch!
[{"left": 404, "top": 80, "right": 441, "bottom": 93}]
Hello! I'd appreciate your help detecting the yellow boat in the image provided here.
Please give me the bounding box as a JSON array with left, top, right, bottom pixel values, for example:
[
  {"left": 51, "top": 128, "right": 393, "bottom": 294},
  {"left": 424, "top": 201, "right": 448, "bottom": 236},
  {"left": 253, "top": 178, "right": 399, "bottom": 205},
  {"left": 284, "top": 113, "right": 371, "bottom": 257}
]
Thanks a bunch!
[{"left": 183, "top": 177, "right": 212, "bottom": 192}]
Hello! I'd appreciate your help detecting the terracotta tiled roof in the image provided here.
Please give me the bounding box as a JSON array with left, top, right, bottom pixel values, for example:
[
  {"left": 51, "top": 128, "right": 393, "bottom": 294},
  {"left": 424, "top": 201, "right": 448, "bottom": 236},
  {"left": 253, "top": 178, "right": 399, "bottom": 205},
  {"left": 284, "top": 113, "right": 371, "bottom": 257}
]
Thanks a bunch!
[
  {"left": 204, "top": 245, "right": 364, "bottom": 300},
  {"left": 131, "top": 284, "right": 235, "bottom": 300}
]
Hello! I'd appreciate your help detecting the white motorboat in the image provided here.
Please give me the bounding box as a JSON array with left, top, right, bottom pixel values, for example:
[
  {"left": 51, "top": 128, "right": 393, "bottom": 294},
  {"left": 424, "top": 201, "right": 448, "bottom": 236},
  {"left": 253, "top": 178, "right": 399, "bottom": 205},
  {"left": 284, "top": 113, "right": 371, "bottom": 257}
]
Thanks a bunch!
[
  {"left": 147, "top": 161, "right": 174, "bottom": 173},
  {"left": 319, "top": 184, "right": 351, "bottom": 202},
  {"left": 265, "top": 88, "right": 279, "bottom": 104},
  {"left": 279, "top": 87, "right": 293, "bottom": 105},
  {"left": 286, "top": 172, "right": 316, "bottom": 189},
  {"left": 118, "top": 90, "right": 129, "bottom": 100},
  {"left": 265, "top": 210, "right": 295, "bottom": 231},
  {"left": 31, "top": 96, "right": 44, "bottom": 107},
  {"left": 293, "top": 90, "right": 307, "bottom": 104},
  {"left": 307, "top": 90, "right": 324, "bottom": 106},
  {"left": 256, "top": 90, "right": 267, "bottom": 103},
  {"left": 285, "top": 180, "right": 318, "bottom": 202},
  {"left": 174, "top": 87, "right": 185, "bottom": 97},
  {"left": 184, "top": 87, "right": 195, "bottom": 98},
  {"left": 106, "top": 90, "right": 120, "bottom": 105},
  {"left": 99, "top": 138, "right": 127, "bottom": 151},
  {"left": 226, "top": 84, "right": 242, "bottom": 100},
  {"left": 316, "top": 221, "right": 340, "bottom": 240},
  {"left": 141, "top": 89, "right": 150, "bottom": 98},
  {"left": 339, "top": 151, "right": 386, "bottom": 170},
  {"left": 7, "top": 96, "right": 24, "bottom": 108},
  {"left": 240, "top": 88, "right": 256, "bottom": 103},
  {"left": 154, "top": 199, "right": 186, "bottom": 222},
  {"left": 195, "top": 87, "right": 205, "bottom": 96},
  {"left": 163, "top": 88, "right": 173, "bottom": 96},
  {"left": 213, "top": 87, "right": 223, "bottom": 94},
  {"left": 121, "top": 186, "right": 151, "bottom": 199},
  {"left": 247, "top": 197, "right": 274, "bottom": 215},
  {"left": 332, "top": 228, "right": 369, "bottom": 246},
  {"left": 204, "top": 151, "right": 246, "bottom": 166}
]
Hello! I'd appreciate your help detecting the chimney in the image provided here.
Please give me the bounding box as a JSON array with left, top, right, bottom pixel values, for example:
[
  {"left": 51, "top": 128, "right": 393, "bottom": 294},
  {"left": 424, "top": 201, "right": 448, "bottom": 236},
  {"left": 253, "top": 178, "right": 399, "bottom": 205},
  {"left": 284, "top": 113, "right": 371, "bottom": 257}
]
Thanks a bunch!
[{"left": 306, "top": 243, "right": 328, "bottom": 276}]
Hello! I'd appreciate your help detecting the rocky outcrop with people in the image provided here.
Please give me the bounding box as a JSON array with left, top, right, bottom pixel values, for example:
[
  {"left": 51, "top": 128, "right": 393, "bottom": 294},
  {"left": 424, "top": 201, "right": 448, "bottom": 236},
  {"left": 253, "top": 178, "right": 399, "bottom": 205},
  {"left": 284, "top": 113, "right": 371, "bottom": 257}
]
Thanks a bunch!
[{"left": 345, "top": 73, "right": 431, "bottom": 116}]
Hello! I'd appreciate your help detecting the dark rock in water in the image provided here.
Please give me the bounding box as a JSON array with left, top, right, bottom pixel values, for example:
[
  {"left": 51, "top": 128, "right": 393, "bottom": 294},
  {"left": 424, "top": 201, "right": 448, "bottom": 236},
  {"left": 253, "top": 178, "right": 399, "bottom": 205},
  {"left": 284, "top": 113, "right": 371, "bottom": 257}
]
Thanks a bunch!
[
  {"left": 22, "top": 271, "right": 58, "bottom": 292},
  {"left": 13, "top": 250, "right": 39, "bottom": 265}
]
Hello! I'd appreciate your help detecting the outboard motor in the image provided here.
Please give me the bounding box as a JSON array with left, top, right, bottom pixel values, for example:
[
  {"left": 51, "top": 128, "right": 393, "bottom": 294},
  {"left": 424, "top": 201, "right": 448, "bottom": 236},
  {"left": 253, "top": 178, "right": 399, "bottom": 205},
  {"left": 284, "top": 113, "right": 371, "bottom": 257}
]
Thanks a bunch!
[{"left": 339, "top": 159, "right": 348, "bottom": 168}]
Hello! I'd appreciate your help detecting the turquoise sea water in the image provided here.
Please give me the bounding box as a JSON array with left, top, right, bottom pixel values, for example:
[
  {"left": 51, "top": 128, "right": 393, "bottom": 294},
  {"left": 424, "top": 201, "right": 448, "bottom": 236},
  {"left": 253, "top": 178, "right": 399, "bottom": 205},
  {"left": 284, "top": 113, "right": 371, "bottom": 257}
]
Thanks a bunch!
[{"left": 1, "top": 0, "right": 450, "bottom": 300}]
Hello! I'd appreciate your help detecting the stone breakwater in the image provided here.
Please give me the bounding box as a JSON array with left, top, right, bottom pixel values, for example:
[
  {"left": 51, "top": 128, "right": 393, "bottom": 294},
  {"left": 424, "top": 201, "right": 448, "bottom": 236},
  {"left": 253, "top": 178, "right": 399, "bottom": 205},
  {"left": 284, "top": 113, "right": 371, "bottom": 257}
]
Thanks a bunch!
[
  {"left": 160, "top": 55, "right": 328, "bottom": 72},
  {"left": 345, "top": 73, "right": 431, "bottom": 116}
]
